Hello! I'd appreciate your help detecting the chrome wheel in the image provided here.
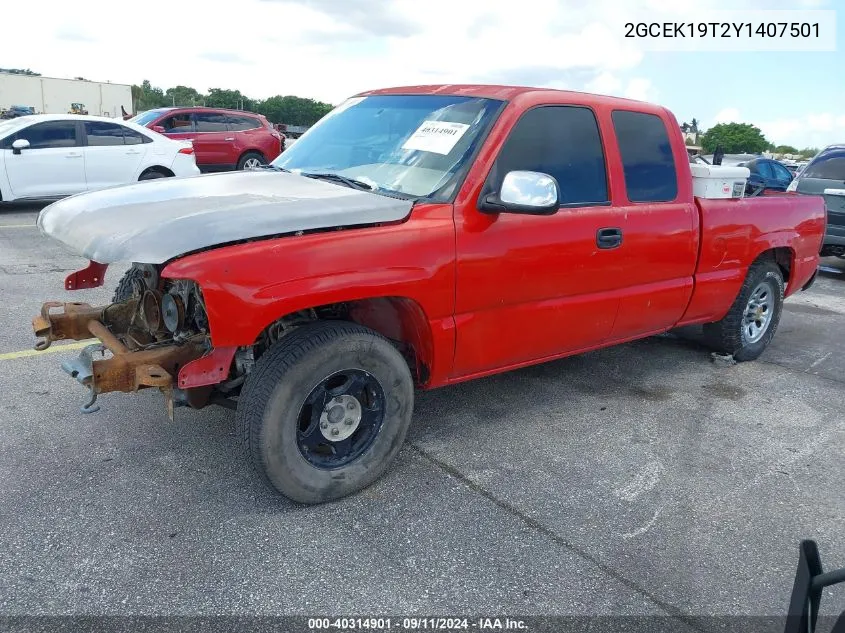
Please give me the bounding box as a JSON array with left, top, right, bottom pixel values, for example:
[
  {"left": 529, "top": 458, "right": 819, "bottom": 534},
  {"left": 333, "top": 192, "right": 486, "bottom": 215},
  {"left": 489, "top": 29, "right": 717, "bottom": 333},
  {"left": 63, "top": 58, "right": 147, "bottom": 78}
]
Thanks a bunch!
[
  {"left": 243, "top": 157, "right": 263, "bottom": 170},
  {"left": 742, "top": 280, "right": 774, "bottom": 344}
]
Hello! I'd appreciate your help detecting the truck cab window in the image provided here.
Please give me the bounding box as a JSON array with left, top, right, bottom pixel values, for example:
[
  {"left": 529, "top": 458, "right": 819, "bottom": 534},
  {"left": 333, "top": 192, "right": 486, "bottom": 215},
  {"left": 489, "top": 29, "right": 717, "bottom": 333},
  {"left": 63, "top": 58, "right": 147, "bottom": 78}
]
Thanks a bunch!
[
  {"left": 612, "top": 110, "right": 678, "bottom": 203},
  {"left": 490, "top": 105, "right": 609, "bottom": 206}
]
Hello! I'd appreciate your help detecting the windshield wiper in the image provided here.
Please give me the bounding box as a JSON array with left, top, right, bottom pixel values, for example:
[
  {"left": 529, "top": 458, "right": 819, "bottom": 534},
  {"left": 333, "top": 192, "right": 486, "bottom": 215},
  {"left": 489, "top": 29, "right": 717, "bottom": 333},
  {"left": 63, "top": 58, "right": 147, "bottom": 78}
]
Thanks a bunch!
[
  {"left": 254, "top": 164, "right": 290, "bottom": 172},
  {"left": 300, "top": 171, "right": 375, "bottom": 191}
]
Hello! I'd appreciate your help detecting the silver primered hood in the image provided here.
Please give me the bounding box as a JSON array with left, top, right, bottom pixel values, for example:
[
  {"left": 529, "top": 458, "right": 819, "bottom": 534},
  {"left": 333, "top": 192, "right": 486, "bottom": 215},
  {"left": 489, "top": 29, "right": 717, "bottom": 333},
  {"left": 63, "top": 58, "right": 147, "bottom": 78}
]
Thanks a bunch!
[{"left": 37, "top": 170, "right": 414, "bottom": 264}]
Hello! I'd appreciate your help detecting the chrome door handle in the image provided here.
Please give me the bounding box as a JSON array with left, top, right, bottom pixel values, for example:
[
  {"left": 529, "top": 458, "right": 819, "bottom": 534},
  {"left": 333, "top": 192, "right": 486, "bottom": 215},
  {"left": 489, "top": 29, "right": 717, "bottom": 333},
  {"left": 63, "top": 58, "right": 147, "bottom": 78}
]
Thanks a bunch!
[
  {"left": 66, "top": 153, "right": 82, "bottom": 158},
  {"left": 126, "top": 150, "right": 141, "bottom": 155},
  {"left": 224, "top": 137, "right": 235, "bottom": 141}
]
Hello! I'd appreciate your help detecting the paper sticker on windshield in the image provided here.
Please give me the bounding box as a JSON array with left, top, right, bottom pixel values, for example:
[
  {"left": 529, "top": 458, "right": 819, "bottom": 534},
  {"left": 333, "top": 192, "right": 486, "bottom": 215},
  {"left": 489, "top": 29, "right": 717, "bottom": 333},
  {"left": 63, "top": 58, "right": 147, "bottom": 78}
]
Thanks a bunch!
[{"left": 402, "top": 120, "right": 470, "bottom": 155}]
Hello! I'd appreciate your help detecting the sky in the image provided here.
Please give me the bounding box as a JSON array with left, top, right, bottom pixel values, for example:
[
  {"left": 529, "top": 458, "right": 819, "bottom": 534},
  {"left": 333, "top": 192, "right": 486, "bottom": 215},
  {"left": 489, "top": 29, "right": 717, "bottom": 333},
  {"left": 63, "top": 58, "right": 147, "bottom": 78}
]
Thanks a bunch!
[{"left": 1, "top": 0, "right": 841, "bottom": 149}]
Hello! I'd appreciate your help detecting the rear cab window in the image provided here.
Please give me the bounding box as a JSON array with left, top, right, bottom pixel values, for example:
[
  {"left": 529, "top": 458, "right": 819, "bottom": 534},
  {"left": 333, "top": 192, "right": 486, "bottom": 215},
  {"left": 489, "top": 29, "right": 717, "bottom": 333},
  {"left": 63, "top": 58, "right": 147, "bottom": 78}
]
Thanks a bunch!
[
  {"left": 612, "top": 110, "right": 678, "bottom": 202},
  {"left": 489, "top": 105, "right": 609, "bottom": 206}
]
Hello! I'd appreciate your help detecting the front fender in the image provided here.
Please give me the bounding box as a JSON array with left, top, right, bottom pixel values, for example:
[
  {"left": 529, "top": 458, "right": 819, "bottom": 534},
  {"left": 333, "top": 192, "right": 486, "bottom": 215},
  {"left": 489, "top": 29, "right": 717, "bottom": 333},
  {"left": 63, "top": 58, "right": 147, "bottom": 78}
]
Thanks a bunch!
[{"left": 161, "top": 203, "right": 456, "bottom": 349}]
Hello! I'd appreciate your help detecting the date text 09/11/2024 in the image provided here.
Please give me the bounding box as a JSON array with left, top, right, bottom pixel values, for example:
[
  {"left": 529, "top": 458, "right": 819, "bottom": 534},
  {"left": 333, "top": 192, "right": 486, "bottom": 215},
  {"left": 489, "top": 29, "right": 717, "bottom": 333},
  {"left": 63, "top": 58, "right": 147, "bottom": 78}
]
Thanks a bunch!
[
  {"left": 625, "top": 21, "right": 820, "bottom": 38},
  {"left": 307, "top": 617, "right": 527, "bottom": 630}
]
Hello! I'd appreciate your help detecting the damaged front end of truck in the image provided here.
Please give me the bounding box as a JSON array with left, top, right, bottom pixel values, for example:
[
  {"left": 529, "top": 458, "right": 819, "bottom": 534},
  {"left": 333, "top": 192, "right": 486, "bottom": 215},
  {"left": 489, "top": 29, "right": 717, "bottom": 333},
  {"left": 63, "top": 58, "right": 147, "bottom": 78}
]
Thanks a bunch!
[
  {"left": 28, "top": 168, "right": 414, "bottom": 418},
  {"left": 32, "top": 263, "right": 218, "bottom": 417}
]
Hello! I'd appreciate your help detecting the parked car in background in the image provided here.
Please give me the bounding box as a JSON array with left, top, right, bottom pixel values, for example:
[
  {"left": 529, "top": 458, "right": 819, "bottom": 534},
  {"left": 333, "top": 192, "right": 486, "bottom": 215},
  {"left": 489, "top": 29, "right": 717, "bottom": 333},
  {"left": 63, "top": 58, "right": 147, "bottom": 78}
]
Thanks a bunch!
[
  {"left": 129, "top": 107, "right": 283, "bottom": 172},
  {"left": 0, "top": 114, "right": 199, "bottom": 202},
  {"left": 788, "top": 144, "right": 845, "bottom": 257},
  {"left": 1, "top": 105, "right": 35, "bottom": 119},
  {"left": 737, "top": 157, "right": 794, "bottom": 193}
]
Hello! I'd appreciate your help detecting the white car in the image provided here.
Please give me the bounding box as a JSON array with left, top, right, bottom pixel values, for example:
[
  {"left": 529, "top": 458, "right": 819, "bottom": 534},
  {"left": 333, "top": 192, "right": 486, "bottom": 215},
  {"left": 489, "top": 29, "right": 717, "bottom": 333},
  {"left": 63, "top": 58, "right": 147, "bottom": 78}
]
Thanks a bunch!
[{"left": 0, "top": 114, "right": 200, "bottom": 202}]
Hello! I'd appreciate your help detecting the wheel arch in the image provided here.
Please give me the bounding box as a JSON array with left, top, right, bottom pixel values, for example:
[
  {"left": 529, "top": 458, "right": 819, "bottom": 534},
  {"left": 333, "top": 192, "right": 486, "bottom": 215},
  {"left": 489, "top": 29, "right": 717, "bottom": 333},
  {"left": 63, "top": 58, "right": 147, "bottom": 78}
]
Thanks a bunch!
[
  {"left": 238, "top": 149, "right": 266, "bottom": 163},
  {"left": 139, "top": 165, "right": 175, "bottom": 179},
  {"left": 254, "top": 296, "right": 436, "bottom": 386},
  {"left": 751, "top": 246, "right": 793, "bottom": 282}
]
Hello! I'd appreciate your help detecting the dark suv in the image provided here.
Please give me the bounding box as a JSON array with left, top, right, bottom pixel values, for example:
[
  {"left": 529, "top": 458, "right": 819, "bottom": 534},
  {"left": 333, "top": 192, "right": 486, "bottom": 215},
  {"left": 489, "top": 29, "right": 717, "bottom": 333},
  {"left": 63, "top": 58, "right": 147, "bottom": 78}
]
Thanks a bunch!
[
  {"left": 130, "top": 107, "right": 282, "bottom": 172},
  {"left": 789, "top": 145, "right": 845, "bottom": 257}
]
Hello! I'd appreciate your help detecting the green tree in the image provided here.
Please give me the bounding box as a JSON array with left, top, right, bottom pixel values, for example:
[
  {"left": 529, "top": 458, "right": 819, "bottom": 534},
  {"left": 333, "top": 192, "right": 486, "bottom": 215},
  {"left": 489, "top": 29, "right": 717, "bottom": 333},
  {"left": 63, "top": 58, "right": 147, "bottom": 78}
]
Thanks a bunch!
[
  {"left": 772, "top": 144, "right": 798, "bottom": 154},
  {"left": 205, "top": 88, "right": 253, "bottom": 110},
  {"left": 799, "top": 147, "right": 820, "bottom": 158},
  {"left": 685, "top": 136, "right": 696, "bottom": 146},
  {"left": 255, "top": 95, "right": 334, "bottom": 126},
  {"left": 132, "top": 80, "right": 167, "bottom": 111},
  {"left": 700, "top": 122, "right": 769, "bottom": 154},
  {"left": 165, "top": 85, "right": 204, "bottom": 107}
]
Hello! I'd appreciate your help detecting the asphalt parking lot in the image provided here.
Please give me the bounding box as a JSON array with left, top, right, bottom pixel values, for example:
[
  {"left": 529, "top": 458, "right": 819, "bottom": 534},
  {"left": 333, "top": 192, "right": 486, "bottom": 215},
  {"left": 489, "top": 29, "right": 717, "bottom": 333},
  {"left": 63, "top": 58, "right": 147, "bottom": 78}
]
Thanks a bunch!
[{"left": 1, "top": 203, "right": 844, "bottom": 628}]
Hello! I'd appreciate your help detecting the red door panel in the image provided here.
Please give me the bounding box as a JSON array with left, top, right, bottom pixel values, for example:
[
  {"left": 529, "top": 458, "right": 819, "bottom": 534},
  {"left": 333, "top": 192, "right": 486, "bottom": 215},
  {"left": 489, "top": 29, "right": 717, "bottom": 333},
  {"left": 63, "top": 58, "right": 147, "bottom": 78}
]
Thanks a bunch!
[
  {"left": 453, "top": 207, "right": 625, "bottom": 377},
  {"left": 608, "top": 202, "right": 697, "bottom": 339}
]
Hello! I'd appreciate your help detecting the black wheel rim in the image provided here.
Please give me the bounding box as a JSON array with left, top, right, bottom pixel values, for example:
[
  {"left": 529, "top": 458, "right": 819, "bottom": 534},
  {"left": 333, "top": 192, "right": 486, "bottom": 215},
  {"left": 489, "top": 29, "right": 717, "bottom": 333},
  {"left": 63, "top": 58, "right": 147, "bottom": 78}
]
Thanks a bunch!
[{"left": 296, "top": 369, "right": 386, "bottom": 469}]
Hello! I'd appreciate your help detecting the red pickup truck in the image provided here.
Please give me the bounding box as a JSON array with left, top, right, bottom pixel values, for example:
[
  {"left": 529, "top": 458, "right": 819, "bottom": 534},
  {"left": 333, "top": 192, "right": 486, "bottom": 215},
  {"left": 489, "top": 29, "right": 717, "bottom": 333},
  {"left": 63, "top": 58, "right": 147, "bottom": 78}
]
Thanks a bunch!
[{"left": 32, "top": 85, "right": 825, "bottom": 504}]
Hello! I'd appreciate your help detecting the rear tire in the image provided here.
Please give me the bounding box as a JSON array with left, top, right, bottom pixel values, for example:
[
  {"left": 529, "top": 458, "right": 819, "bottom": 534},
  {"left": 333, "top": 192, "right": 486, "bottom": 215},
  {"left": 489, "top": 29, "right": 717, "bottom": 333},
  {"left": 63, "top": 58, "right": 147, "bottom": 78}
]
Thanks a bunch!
[
  {"left": 139, "top": 169, "right": 168, "bottom": 181},
  {"left": 237, "top": 152, "right": 266, "bottom": 170},
  {"left": 236, "top": 320, "right": 414, "bottom": 504},
  {"left": 703, "top": 259, "right": 784, "bottom": 362}
]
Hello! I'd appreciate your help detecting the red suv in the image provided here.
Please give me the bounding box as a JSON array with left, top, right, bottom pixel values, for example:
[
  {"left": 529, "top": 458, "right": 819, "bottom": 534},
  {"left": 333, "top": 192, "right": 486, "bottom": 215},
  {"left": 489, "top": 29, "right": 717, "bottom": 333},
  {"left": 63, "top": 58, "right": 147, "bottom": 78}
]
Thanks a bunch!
[{"left": 130, "top": 107, "right": 282, "bottom": 172}]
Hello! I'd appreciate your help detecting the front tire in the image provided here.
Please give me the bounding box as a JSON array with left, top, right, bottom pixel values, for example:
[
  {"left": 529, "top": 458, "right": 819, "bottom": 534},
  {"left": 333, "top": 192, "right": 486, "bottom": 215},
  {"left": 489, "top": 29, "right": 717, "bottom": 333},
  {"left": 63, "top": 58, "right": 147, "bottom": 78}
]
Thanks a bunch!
[
  {"left": 704, "top": 259, "right": 785, "bottom": 362},
  {"left": 112, "top": 267, "right": 147, "bottom": 303},
  {"left": 236, "top": 320, "right": 414, "bottom": 504}
]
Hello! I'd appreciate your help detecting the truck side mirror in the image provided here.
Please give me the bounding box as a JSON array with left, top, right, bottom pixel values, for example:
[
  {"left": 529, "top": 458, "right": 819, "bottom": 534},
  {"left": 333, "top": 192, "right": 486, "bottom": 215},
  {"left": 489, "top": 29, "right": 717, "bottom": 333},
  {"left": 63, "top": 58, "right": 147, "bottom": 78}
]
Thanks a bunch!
[
  {"left": 12, "top": 138, "right": 30, "bottom": 155},
  {"left": 152, "top": 125, "right": 167, "bottom": 134},
  {"left": 479, "top": 170, "right": 560, "bottom": 216}
]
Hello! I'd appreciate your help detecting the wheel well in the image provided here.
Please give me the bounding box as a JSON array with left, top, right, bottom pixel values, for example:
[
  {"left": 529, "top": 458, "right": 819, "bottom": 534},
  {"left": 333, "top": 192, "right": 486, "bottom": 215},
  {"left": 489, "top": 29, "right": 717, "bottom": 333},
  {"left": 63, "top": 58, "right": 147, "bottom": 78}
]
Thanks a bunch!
[
  {"left": 754, "top": 247, "right": 793, "bottom": 283},
  {"left": 239, "top": 150, "right": 265, "bottom": 162},
  {"left": 140, "top": 166, "right": 174, "bottom": 178},
  {"left": 254, "top": 297, "right": 434, "bottom": 385}
]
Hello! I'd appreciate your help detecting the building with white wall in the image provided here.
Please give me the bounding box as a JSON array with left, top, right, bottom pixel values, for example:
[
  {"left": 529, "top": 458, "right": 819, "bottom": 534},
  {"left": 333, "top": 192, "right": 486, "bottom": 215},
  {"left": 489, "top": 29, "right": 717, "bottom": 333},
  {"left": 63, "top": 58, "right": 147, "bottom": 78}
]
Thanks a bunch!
[{"left": 0, "top": 73, "right": 132, "bottom": 118}]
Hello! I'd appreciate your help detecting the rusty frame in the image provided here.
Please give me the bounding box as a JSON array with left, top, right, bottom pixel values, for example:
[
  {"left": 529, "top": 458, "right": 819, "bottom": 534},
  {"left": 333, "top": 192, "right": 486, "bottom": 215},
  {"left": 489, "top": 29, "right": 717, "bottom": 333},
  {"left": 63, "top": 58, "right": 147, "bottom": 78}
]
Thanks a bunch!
[{"left": 32, "top": 301, "right": 207, "bottom": 401}]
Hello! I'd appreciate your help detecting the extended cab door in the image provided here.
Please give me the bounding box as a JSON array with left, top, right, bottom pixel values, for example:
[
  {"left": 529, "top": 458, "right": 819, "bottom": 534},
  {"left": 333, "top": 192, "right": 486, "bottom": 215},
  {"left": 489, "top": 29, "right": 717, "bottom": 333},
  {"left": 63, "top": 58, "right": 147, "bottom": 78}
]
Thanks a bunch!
[
  {"left": 452, "top": 104, "right": 626, "bottom": 377},
  {"left": 2, "top": 120, "right": 85, "bottom": 199},
  {"left": 604, "top": 109, "right": 697, "bottom": 341}
]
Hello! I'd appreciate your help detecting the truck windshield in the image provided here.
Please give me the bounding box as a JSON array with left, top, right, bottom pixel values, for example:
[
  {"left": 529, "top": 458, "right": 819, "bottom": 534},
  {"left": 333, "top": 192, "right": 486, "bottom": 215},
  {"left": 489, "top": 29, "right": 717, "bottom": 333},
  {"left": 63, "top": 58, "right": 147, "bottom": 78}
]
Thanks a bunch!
[{"left": 272, "top": 95, "right": 503, "bottom": 200}]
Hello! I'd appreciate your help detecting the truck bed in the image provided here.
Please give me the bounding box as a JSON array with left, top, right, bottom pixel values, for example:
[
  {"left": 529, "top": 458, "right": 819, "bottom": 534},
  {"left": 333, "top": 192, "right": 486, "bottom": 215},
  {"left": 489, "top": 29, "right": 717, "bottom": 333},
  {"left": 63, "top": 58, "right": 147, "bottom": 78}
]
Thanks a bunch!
[{"left": 679, "top": 193, "right": 826, "bottom": 326}]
